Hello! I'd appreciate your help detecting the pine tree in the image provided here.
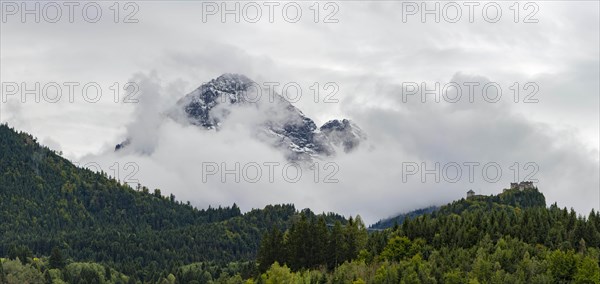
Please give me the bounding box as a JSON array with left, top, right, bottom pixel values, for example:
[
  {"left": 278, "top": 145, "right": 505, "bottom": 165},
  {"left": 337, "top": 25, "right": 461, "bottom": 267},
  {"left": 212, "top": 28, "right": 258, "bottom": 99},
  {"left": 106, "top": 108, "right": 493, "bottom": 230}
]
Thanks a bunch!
[
  {"left": 328, "top": 221, "right": 346, "bottom": 269},
  {"left": 258, "top": 228, "right": 284, "bottom": 272},
  {"left": 313, "top": 216, "right": 329, "bottom": 267},
  {"left": 0, "top": 260, "right": 6, "bottom": 284},
  {"left": 289, "top": 214, "right": 310, "bottom": 270},
  {"left": 344, "top": 217, "right": 358, "bottom": 261},
  {"left": 49, "top": 247, "right": 66, "bottom": 269}
]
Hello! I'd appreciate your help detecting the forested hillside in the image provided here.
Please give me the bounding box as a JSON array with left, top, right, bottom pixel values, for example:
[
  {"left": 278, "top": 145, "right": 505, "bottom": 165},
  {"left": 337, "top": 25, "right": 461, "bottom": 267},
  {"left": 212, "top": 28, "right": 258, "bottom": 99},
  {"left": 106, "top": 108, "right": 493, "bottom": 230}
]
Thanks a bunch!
[
  {"left": 1, "top": 123, "right": 599, "bottom": 283},
  {"left": 252, "top": 189, "right": 600, "bottom": 283},
  {"left": 0, "top": 124, "right": 345, "bottom": 282}
]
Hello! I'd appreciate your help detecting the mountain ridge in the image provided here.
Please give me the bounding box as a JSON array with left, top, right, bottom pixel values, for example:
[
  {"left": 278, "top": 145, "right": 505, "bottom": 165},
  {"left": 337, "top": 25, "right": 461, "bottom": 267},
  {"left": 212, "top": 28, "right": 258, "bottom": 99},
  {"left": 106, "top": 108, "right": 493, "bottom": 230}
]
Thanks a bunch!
[
  {"left": 370, "top": 185, "right": 546, "bottom": 229},
  {"left": 0, "top": 123, "right": 346, "bottom": 280},
  {"left": 117, "top": 73, "right": 366, "bottom": 161}
]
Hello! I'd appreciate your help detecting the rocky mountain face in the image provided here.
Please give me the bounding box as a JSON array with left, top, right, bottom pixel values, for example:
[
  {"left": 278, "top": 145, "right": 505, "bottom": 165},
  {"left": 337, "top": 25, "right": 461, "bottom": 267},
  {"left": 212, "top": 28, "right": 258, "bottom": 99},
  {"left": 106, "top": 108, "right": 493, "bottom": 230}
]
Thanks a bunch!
[{"left": 118, "top": 74, "right": 366, "bottom": 161}]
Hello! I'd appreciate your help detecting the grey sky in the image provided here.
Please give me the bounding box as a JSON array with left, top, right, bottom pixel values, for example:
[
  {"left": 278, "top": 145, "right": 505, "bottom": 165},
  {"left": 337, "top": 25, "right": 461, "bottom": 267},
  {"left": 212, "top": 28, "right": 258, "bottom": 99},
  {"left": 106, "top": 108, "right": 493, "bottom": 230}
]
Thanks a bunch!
[{"left": 1, "top": 1, "right": 598, "bottom": 223}]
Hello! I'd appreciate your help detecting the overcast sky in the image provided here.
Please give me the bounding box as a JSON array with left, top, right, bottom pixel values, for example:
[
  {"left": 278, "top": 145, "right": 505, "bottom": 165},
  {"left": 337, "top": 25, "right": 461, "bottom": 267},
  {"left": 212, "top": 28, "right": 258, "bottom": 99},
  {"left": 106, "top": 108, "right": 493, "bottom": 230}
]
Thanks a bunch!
[{"left": 1, "top": 1, "right": 599, "bottom": 223}]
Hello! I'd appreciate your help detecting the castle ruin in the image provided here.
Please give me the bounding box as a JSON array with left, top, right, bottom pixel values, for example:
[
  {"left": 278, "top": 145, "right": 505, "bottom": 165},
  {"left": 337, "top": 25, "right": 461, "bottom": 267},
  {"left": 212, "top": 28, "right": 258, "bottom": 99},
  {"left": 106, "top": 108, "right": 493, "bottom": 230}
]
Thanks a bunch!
[
  {"left": 468, "top": 181, "right": 536, "bottom": 198},
  {"left": 503, "top": 181, "right": 535, "bottom": 192}
]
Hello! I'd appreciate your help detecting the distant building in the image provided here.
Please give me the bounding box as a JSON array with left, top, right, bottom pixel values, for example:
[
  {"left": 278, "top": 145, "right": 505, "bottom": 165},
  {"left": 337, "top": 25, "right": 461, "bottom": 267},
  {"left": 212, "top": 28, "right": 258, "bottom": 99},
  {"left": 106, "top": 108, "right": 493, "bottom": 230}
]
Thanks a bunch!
[
  {"left": 508, "top": 181, "right": 535, "bottom": 191},
  {"left": 467, "top": 190, "right": 475, "bottom": 198},
  {"left": 520, "top": 181, "right": 534, "bottom": 190},
  {"left": 502, "top": 181, "right": 535, "bottom": 192}
]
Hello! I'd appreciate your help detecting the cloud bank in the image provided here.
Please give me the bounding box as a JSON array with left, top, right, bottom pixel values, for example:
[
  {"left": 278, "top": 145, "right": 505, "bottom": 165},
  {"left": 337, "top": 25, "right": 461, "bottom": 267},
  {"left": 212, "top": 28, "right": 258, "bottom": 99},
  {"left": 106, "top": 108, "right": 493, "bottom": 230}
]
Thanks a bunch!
[{"left": 76, "top": 71, "right": 599, "bottom": 224}]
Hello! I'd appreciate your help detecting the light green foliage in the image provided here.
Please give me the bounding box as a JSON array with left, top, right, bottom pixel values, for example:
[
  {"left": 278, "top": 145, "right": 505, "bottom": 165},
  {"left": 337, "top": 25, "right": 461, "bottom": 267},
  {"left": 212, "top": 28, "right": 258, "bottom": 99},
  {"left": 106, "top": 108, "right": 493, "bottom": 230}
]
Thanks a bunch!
[
  {"left": 574, "top": 256, "right": 600, "bottom": 284},
  {"left": 374, "top": 261, "right": 399, "bottom": 284},
  {"left": 443, "top": 269, "right": 465, "bottom": 284},
  {"left": 380, "top": 236, "right": 426, "bottom": 263},
  {"left": 1, "top": 259, "right": 44, "bottom": 284},
  {"left": 46, "top": 268, "right": 67, "bottom": 284},
  {"left": 549, "top": 250, "right": 577, "bottom": 282},
  {"left": 64, "top": 262, "right": 107, "bottom": 284},
  {"left": 261, "top": 262, "right": 297, "bottom": 284},
  {"left": 380, "top": 236, "right": 412, "bottom": 262}
]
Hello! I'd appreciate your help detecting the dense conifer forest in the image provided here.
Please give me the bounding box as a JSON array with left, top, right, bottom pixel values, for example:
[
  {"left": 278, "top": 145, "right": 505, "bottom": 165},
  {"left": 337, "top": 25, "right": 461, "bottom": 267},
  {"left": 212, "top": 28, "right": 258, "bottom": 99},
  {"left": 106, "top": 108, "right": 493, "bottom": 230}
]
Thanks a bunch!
[{"left": 1, "top": 124, "right": 599, "bottom": 283}]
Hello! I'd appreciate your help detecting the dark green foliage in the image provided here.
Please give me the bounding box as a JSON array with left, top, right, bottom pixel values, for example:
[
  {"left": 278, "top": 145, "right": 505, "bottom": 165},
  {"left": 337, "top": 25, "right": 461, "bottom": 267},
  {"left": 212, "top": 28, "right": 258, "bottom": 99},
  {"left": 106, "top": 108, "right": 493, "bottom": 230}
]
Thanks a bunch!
[
  {"left": 0, "top": 260, "right": 6, "bottom": 283},
  {"left": 7, "top": 245, "right": 32, "bottom": 265},
  {"left": 254, "top": 182, "right": 600, "bottom": 283},
  {"left": 257, "top": 228, "right": 285, "bottom": 272},
  {"left": 257, "top": 212, "right": 367, "bottom": 272},
  {"left": 0, "top": 124, "right": 344, "bottom": 281},
  {"left": 48, "top": 247, "right": 65, "bottom": 270},
  {"left": 400, "top": 196, "right": 598, "bottom": 251},
  {"left": 1, "top": 123, "right": 599, "bottom": 283},
  {"left": 328, "top": 221, "right": 347, "bottom": 269}
]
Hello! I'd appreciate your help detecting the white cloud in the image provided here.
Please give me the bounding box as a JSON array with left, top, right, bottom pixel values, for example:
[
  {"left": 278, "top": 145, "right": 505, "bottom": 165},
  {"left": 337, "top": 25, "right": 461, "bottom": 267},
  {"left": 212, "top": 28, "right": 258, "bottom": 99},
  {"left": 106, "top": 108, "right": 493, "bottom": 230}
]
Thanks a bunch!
[{"left": 1, "top": 1, "right": 598, "bottom": 223}]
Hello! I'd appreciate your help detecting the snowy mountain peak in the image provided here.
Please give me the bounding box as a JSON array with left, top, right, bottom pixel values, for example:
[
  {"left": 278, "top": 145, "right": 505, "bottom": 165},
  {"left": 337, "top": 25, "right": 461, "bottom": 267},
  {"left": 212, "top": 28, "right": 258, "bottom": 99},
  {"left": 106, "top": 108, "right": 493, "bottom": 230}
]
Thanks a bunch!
[
  {"left": 208, "top": 73, "right": 254, "bottom": 92},
  {"left": 320, "top": 119, "right": 351, "bottom": 132},
  {"left": 119, "top": 74, "right": 366, "bottom": 161},
  {"left": 319, "top": 119, "right": 366, "bottom": 153}
]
